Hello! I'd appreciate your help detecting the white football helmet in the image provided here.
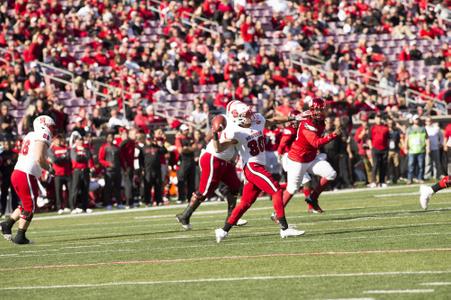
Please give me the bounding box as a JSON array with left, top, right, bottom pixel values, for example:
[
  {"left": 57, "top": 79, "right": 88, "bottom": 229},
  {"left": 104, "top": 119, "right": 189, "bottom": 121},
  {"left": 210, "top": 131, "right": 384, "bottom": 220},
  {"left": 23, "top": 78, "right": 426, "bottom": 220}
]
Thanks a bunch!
[
  {"left": 33, "top": 115, "right": 56, "bottom": 136},
  {"left": 226, "top": 100, "right": 253, "bottom": 127}
]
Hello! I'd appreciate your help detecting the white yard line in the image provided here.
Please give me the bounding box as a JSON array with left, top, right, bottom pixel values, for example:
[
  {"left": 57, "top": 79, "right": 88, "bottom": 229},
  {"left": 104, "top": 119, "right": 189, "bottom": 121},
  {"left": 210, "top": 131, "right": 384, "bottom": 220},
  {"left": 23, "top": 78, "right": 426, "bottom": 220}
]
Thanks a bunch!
[
  {"left": 374, "top": 190, "right": 451, "bottom": 198},
  {"left": 0, "top": 231, "right": 447, "bottom": 258},
  {"left": 1, "top": 220, "right": 449, "bottom": 253},
  {"left": 364, "top": 289, "right": 434, "bottom": 294},
  {"left": 420, "top": 282, "right": 451, "bottom": 286},
  {"left": 0, "top": 270, "right": 448, "bottom": 290},
  {"left": 0, "top": 248, "right": 450, "bottom": 270},
  {"left": 324, "top": 298, "right": 375, "bottom": 300},
  {"left": 32, "top": 184, "right": 425, "bottom": 221}
]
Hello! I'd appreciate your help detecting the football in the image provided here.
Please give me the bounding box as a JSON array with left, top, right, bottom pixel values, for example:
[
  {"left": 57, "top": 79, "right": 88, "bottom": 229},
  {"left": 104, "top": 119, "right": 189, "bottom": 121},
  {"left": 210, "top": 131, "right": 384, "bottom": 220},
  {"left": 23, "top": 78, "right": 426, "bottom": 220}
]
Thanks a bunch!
[{"left": 211, "top": 114, "right": 227, "bottom": 132}]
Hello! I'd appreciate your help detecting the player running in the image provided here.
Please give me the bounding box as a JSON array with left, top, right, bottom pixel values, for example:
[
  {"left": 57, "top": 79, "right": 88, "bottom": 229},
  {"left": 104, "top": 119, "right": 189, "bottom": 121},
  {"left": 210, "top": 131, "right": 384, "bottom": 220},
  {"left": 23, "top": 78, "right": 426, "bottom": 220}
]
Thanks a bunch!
[
  {"left": 0, "top": 116, "right": 55, "bottom": 244},
  {"left": 419, "top": 137, "right": 451, "bottom": 209},
  {"left": 214, "top": 100, "right": 305, "bottom": 243},
  {"left": 282, "top": 98, "right": 341, "bottom": 212},
  {"left": 175, "top": 115, "right": 247, "bottom": 230}
]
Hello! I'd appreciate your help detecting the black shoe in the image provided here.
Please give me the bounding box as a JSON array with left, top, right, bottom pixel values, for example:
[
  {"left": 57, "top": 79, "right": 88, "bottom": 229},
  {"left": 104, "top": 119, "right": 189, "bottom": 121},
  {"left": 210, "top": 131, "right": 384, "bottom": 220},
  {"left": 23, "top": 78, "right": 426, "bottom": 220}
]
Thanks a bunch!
[
  {"left": 175, "top": 214, "right": 192, "bottom": 230},
  {"left": 1, "top": 221, "right": 12, "bottom": 241},
  {"left": 305, "top": 197, "right": 324, "bottom": 213},
  {"left": 12, "top": 234, "right": 31, "bottom": 245}
]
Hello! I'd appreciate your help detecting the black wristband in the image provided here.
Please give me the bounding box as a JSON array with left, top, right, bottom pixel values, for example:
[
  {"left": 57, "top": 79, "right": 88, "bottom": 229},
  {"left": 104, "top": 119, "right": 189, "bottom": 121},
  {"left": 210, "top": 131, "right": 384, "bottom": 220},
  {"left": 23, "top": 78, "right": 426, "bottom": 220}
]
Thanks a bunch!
[{"left": 213, "top": 132, "right": 219, "bottom": 141}]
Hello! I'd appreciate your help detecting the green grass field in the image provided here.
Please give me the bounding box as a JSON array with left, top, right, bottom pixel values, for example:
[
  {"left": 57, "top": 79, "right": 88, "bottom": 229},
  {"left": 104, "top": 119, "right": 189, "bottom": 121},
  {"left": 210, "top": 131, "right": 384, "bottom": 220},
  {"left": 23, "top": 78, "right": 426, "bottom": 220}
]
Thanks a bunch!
[{"left": 0, "top": 185, "right": 450, "bottom": 300}]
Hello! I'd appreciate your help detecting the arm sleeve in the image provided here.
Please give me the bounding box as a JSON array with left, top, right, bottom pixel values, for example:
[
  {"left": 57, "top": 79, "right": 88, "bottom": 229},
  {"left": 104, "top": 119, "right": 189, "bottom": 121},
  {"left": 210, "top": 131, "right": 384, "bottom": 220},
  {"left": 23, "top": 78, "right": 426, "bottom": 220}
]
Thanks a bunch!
[
  {"left": 98, "top": 144, "right": 111, "bottom": 168},
  {"left": 302, "top": 128, "right": 337, "bottom": 149}
]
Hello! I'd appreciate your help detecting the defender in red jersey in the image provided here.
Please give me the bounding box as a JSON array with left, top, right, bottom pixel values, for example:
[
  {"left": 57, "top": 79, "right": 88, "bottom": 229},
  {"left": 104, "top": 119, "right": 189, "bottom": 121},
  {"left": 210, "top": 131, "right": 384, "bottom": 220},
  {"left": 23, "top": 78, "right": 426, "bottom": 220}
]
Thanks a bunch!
[
  {"left": 283, "top": 98, "right": 341, "bottom": 212},
  {"left": 419, "top": 138, "right": 451, "bottom": 209},
  {"left": 277, "top": 110, "right": 318, "bottom": 213},
  {"left": 1, "top": 116, "right": 55, "bottom": 244}
]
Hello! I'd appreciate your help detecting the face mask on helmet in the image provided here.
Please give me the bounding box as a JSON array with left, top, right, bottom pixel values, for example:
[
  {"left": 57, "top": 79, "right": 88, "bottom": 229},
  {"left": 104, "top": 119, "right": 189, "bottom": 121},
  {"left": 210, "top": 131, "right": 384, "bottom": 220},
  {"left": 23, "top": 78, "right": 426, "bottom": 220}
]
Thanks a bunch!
[
  {"left": 228, "top": 101, "right": 253, "bottom": 127},
  {"left": 309, "top": 98, "right": 326, "bottom": 121}
]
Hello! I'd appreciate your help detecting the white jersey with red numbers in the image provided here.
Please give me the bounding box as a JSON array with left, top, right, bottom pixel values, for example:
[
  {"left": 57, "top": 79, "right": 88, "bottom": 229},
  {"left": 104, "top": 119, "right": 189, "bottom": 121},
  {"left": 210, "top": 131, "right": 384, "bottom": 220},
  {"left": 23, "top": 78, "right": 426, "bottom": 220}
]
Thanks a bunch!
[
  {"left": 224, "top": 113, "right": 266, "bottom": 165},
  {"left": 14, "top": 131, "right": 51, "bottom": 177}
]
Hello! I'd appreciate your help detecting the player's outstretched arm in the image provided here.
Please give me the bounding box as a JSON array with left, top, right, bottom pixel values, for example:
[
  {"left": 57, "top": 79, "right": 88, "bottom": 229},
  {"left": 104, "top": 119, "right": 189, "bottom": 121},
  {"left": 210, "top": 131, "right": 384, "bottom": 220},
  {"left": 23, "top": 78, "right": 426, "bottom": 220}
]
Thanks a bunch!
[
  {"left": 266, "top": 111, "right": 310, "bottom": 128},
  {"left": 34, "top": 141, "right": 51, "bottom": 172}
]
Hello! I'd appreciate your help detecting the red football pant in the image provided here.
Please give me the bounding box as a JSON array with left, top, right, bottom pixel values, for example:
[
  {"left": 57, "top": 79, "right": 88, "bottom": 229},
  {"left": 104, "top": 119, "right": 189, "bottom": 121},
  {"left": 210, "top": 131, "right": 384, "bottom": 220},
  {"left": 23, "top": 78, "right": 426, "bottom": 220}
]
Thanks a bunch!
[
  {"left": 198, "top": 152, "right": 241, "bottom": 197},
  {"left": 11, "top": 170, "right": 39, "bottom": 216},
  {"left": 227, "top": 162, "right": 284, "bottom": 225}
]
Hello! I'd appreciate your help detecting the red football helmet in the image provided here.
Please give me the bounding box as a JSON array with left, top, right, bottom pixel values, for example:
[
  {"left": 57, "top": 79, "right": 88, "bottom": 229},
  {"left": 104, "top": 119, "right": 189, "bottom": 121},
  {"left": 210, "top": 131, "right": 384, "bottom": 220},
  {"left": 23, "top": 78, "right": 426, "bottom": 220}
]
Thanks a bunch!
[
  {"left": 309, "top": 97, "right": 326, "bottom": 121},
  {"left": 288, "top": 110, "right": 301, "bottom": 127}
]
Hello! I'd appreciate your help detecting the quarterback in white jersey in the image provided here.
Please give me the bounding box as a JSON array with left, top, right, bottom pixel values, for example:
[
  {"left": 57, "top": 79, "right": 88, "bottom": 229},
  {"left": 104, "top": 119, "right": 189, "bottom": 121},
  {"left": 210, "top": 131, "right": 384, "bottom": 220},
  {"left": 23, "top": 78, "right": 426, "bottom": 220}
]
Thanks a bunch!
[
  {"left": 176, "top": 114, "right": 246, "bottom": 230},
  {"left": 1, "top": 115, "right": 55, "bottom": 244},
  {"left": 214, "top": 100, "right": 305, "bottom": 243}
]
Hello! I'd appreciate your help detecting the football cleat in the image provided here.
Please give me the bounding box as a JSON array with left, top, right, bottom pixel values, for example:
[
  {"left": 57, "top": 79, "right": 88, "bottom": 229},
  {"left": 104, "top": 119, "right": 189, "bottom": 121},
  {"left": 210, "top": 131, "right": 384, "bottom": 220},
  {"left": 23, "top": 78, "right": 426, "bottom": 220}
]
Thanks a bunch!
[
  {"left": 215, "top": 228, "right": 228, "bottom": 243},
  {"left": 306, "top": 197, "right": 324, "bottom": 213},
  {"left": 280, "top": 228, "right": 305, "bottom": 238},
  {"left": 236, "top": 219, "right": 248, "bottom": 226},
  {"left": 176, "top": 214, "right": 192, "bottom": 230},
  {"left": 0, "top": 222, "right": 12, "bottom": 241},
  {"left": 419, "top": 185, "right": 434, "bottom": 210},
  {"left": 57, "top": 209, "right": 64, "bottom": 215},
  {"left": 12, "top": 235, "right": 31, "bottom": 245}
]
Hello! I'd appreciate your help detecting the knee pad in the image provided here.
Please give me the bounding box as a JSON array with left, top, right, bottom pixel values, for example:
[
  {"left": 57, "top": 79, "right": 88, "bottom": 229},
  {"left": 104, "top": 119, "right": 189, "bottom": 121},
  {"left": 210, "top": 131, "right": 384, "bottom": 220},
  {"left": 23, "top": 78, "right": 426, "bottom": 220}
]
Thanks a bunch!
[
  {"left": 20, "top": 210, "right": 34, "bottom": 221},
  {"left": 326, "top": 170, "right": 337, "bottom": 181},
  {"left": 286, "top": 182, "right": 298, "bottom": 195},
  {"left": 192, "top": 191, "right": 206, "bottom": 202}
]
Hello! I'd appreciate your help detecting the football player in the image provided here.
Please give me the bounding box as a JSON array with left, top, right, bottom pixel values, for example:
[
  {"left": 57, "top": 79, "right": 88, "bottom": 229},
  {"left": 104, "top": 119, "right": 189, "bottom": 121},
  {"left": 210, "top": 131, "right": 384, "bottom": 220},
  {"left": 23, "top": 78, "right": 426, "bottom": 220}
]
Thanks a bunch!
[
  {"left": 282, "top": 98, "right": 342, "bottom": 212},
  {"left": 214, "top": 100, "right": 305, "bottom": 243},
  {"left": 419, "top": 137, "right": 451, "bottom": 209},
  {"left": 175, "top": 114, "right": 247, "bottom": 230},
  {"left": 277, "top": 110, "right": 319, "bottom": 213},
  {"left": 1, "top": 116, "right": 55, "bottom": 244}
]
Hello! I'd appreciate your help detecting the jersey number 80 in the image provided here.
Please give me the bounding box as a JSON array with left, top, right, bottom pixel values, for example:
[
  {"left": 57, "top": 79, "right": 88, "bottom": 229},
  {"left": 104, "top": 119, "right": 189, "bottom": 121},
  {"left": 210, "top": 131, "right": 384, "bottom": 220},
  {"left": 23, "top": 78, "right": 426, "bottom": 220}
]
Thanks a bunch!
[{"left": 248, "top": 136, "right": 265, "bottom": 156}]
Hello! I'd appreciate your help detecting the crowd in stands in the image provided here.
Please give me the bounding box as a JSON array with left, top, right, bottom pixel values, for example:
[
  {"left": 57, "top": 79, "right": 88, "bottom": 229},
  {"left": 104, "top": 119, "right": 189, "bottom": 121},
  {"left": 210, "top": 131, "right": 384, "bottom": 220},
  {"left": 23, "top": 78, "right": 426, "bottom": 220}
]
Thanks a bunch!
[{"left": 0, "top": 0, "right": 450, "bottom": 215}]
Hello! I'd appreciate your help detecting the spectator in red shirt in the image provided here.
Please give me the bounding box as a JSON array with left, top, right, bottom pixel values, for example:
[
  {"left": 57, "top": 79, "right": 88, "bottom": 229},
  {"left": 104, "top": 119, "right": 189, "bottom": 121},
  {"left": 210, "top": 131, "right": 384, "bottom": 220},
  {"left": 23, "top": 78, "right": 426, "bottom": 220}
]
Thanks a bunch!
[
  {"left": 49, "top": 134, "right": 72, "bottom": 213},
  {"left": 369, "top": 113, "right": 389, "bottom": 187}
]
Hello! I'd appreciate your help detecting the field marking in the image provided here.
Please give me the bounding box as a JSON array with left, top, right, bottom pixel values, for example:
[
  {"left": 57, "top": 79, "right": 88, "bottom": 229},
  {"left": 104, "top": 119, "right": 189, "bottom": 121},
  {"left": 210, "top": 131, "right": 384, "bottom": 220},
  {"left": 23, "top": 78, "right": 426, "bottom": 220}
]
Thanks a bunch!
[
  {"left": 28, "top": 206, "right": 451, "bottom": 237},
  {"left": 0, "top": 270, "right": 449, "bottom": 290},
  {"left": 364, "top": 289, "right": 434, "bottom": 294},
  {"left": 0, "top": 248, "right": 450, "bottom": 271},
  {"left": 1, "top": 220, "right": 450, "bottom": 254},
  {"left": 420, "top": 282, "right": 451, "bottom": 286},
  {"left": 31, "top": 184, "right": 426, "bottom": 221},
  {"left": 0, "top": 231, "right": 448, "bottom": 258},
  {"left": 374, "top": 190, "right": 451, "bottom": 198},
  {"left": 324, "top": 298, "right": 374, "bottom": 300}
]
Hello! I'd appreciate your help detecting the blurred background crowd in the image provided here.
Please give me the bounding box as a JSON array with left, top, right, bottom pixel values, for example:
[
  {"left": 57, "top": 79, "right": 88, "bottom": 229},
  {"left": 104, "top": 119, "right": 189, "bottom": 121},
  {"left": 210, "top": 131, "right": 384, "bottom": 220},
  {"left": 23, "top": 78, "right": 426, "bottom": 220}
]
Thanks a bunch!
[{"left": 0, "top": 0, "right": 450, "bottom": 215}]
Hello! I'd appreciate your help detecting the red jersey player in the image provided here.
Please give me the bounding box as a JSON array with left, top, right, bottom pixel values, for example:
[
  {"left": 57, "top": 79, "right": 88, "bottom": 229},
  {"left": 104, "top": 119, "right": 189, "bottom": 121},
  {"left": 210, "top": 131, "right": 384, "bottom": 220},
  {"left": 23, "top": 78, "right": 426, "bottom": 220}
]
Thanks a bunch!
[
  {"left": 175, "top": 114, "right": 247, "bottom": 230},
  {"left": 283, "top": 98, "right": 342, "bottom": 212},
  {"left": 419, "top": 136, "right": 451, "bottom": 209},
  {"left": 277, "top": 110, "right": 318, "bottom": 213},
  {"left": 214, "top": 100, "right": 305, "bottom": 243},
  {"left": 1, "top": 116, "right": 55, "bottom": 244}
]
